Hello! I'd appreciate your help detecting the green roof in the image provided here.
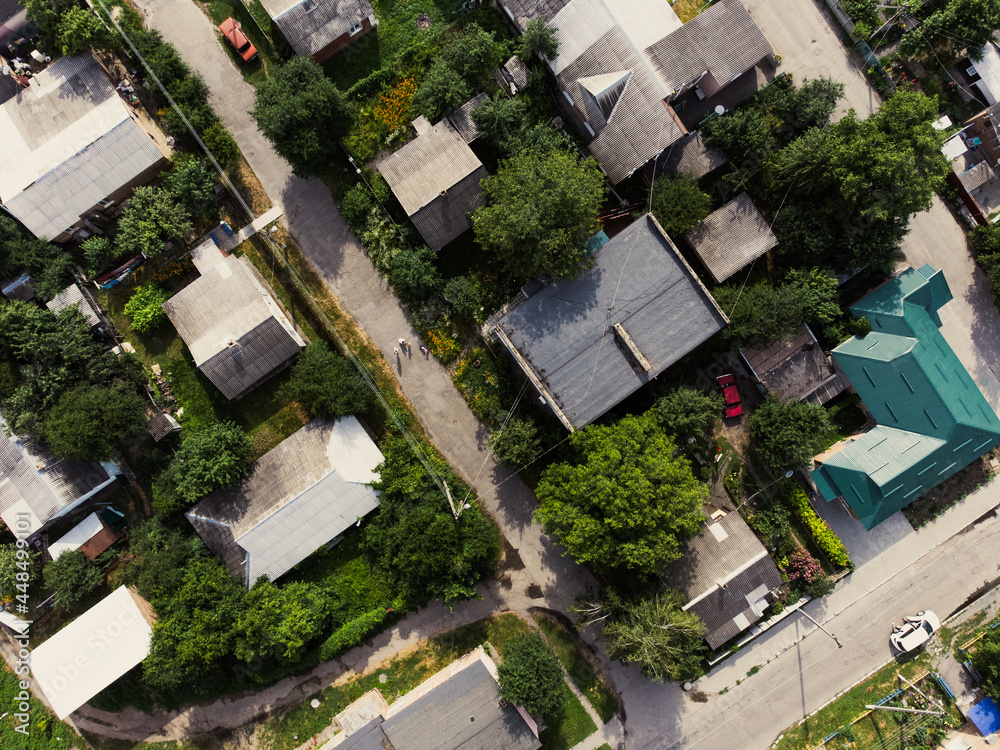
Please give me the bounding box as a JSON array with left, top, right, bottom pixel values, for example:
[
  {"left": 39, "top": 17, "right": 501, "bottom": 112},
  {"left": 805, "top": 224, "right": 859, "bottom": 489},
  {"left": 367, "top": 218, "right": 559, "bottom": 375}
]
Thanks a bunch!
[{"left": 811, "top": 266, "right": 1000, "bottom": 529}]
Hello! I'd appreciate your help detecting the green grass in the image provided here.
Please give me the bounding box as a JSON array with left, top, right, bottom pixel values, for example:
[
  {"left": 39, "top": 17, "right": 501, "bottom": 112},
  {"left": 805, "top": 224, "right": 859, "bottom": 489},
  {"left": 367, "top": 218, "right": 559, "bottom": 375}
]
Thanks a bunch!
[
  {"left": 539, "top": 683, "right": 598, "bottom": 750},
  {"left": 595, "top": 745, "right": 614, "bottom": 750},
  {"left": 0, "top": 663, "right": 82, "bottom": 750},
  {"left": 197, "top": 0, "right": 282, "bottom": 86},
  {"left": 533, "top": 614, "right": 619, "bottom": 723},
  {"left": 773, "top": 654, "right": 934, "bottom": 750}
]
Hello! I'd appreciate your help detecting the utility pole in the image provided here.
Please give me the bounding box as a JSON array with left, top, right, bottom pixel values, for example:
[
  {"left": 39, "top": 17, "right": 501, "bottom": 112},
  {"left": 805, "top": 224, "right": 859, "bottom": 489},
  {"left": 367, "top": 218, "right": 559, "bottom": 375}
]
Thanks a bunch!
[{"left": 799, "top": 607, "right": 844, "bottom": 648}]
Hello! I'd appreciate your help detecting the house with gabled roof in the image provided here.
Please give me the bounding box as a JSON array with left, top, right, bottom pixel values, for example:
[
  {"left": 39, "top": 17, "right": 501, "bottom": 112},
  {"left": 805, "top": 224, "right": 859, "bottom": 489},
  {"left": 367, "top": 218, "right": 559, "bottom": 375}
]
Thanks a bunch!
[
  {"left": 259, "top": 0, "right": 376, "bottom": 63},
  {"left": 491, "top": 214, "right": 728, "bottom": 431},
  {"left": 378, "top": 118, "right": 487, "bottom": 251},
  {"left": 685, "top": 192, "right": 777, "bottom": 284},
  {"left": 161, "top": 253, "right": 307, "bottom": 400},
  {"left": 665, "top": 511, "right": 783, "bottom": 649},
  {"left": 0, "top": 416, "right": 123, "bottom": 535},
  {"left": 499, "top": 0, "right": 774, "bottom": 184},
  {"left": 810, "top": 266, "right": 1000, "bottom": 530},
  {"left": 740, "top": 325, "right": 850, "bottom": 406},
  {"left": 0, "top": 51, "right": 170, "bottom": 242},
  {"left": 186, "top": 416, "right": 384, "bottom": 587}
]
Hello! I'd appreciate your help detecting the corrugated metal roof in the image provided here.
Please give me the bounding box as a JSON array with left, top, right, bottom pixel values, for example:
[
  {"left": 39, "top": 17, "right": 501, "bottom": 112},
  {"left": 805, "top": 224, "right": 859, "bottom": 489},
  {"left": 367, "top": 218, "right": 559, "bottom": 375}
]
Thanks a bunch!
[
  {"left": 661, "top": 131, "right": 728, "bottom": 178},
  {"left": 740, "top": 326, "right": 848, "bottom": 405},
  {"left": 186, "top": 417, "right": 383, "bottom": 586},
  {"left": 46, "top": 284, "right": 102, "bottom": 328},
  {"left": 0, "top": 0, "right": 21, "bottom": 24},
  {"left": 811, "top": 266, "right": 1000, "bottom": 529},
  {"left": 959, "top": 161, "right": 995, "bottom": 192},
  {"left": 685, "top": 192, "right": 776, "bottom": 283},
  {"left": 48, "top": 512, "right": 105, "bottom": 559},
  {"left": 495, "top": 214, "right": 727, "bottom": 430},
  {"left": 162, "top": 255, "right": 306, "bottom": 399},
  {"left": 0, "top": 52, "right": 166, "bottom": 240},
  {"left": 31, "top": 587, "right": 153, "bottom": 719},
  {"left": 446, "top": 92, "right": 489, "bottom": 144},
  {"left": 261, "top": 0, "right": 373, "bottom": 58},
  {"left": 974, "top": 43, "right": 1000, "bottom": 101},
  {"left": 379, "top": 120, "right": 486, "bottom": 250}
]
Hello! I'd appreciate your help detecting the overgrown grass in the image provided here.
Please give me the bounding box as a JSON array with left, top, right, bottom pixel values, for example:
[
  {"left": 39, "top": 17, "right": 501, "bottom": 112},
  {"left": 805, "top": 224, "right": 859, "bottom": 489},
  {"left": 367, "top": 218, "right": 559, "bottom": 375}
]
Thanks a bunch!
[
  {"left": 672, "top": 0, "right": 716, "bottom": 23},
  {"left": 773, "top": 654, "right": 933, "bottom": 750},
  {"left": 0, "top": 664, "right": 81, "bottom": 750},
  {"left": 539, "top": 683, "right": 598, "bottom": 750},
  {"left": 533, "top": 613, "right": 619, "bottom": 723},
  {"left": 197, "top": 0, "right": 282, "bottom": 86}
]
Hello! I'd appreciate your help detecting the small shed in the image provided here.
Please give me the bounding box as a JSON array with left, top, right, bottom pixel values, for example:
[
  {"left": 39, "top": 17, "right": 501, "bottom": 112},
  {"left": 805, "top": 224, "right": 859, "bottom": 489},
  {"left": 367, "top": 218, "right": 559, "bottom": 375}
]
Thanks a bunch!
[
  {"left": 740, "top": 326, "right": 849, "bottom": 405},
  {"left": 378, "top": 119, "right": 487, "bottom": 251},
  {"left": 447, "top": 92, "right": 489, "bottom": 144},
  {"left": 685, "top": 192, "right": 777, "bottom": 283},
  {"left": 147, "top": 412, "right": 182, "bottom": 441},
  {"left": 48, "top": 508, "right": 126, "bottom": 561},
  {"left": 660, "top": 131, "right": 728, "bottom": 179},
  {"left": 47, "top": 284, "right": 102, "bottom": 328}
]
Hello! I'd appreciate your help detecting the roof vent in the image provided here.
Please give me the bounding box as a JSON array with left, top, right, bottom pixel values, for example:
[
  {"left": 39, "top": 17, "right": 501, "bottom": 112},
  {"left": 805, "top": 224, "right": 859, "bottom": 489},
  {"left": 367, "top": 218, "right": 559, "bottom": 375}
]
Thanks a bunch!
[
  {"left": 440, "top": 189, "right": 448, "bottom": 197},
  {"left": 35, "top": 461, "right": 46, "bottom": 472}
]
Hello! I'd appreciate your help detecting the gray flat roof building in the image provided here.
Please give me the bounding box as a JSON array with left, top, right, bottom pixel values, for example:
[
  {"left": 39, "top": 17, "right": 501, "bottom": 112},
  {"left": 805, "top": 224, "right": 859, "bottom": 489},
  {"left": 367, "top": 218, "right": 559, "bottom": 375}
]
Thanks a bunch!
[
  {"left": 685, "top": 192, "right": 777, "bottom": 283},
  {"left": 665, "top": 512, "right": 783, "bottom": 649},
  {"left": 492, "top": 214, "right": 728, "bottom": 431},
  {"left": 378, "top": 119, "right": 487, "bottom": 251}
]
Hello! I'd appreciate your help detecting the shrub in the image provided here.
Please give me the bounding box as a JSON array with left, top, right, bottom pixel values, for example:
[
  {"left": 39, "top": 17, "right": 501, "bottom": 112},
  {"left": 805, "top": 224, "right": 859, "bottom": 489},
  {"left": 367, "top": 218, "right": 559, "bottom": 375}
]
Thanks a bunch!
[
  {"left": 488, "top": 416, "right": 542, "bottom": 468},
  {"left": 786, "top": 488, "right": 852, "bottom": 568},
  {"left": 43, "top": 550, "right": 103, "bottom": 609},
  {"left": 651, "top": 386, "right": 722, "bottom": 440},
  {"left": 339, "top": 186, "right": 375, "bottom": 234},
  {"left": 783, "top": 549, "right": 823, "bottom": 586},
  {"left": 390, "top": 246, "right": 442, "bottom": 302},
  {"left": 444, "top": 275, "right": 483, "bottom": 322},
  {"left": 497, "top": 633, "right": 566, "bottom": 718},
  {"left": 124, "top": 282, "right": 171, "bottom": 334},
  {"left": 81, "top": 236, "right": 114, "bottom": 276},
  {"left": 746, "top": 503, "right": 791, "bottom": 548},
  {"left": 280, "top": 340, "right": 372, "bottom": 419},
  {"left": 318, "top": 607, "right": 388, "bottom": 660}
]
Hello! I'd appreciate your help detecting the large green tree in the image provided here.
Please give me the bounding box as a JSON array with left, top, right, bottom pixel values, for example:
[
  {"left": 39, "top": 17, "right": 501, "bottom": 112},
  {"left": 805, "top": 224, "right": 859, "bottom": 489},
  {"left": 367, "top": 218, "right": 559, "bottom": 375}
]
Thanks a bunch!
[
  {"left": 650, "top": 174, "right": 712, "bottom": 238},
  {"left": 281, "top": 341, "right": 372, "bottom": 420},
  {"left": 253, "top": 57, "right": 355, "bottom": 176},
  {"left": 473, "top": 149, "right": 605, "bottom": 283},
  {"left": 0, "top": 215, "right": 75, "bottom": 300},
  {"left": 651, "top": 385, "right": 723, "bottom": 440},
  {"left": 411, "top": 59, "right": 471, "bottom": 123},
  {"left": 497, "top": 634, "right": 566, "bottom": 717},
  {"left": 441, "top": 23, "right": 506, "bottom": 89},
  {"left": 115, "top": 186, "right": 193, "bottom": 257},
  {"left": 234, "top": 580, "right": 329, "bottom": 664},
  {"left": 471, "top": 96, "right": 567, "bottom": 158},
  {"left": 163, "top": 155, "right": 220, "bottom": 221},
  {"left": 974, "top": 626, "right": 1000, "bottom": 701},
  {"left": 900, "top": 0, "right": 1000, "bottom": 57},
  {"left": 152, "top": 422, "right": 253, "bottom": 513},
  {"left": 535, "top": 414, "right": 706, "bottom": 575},
  {"left": 519, "top": 17, "right": 559, "bottom": 61},
  {"left": 43, "top": 382, "right": 146, "bottom": 461},
  {"left": 748, "top": 396, "right": 833, "bottom": 470},
  {"left": 43, "top": 550, "right": 103, "bottom": 610}
]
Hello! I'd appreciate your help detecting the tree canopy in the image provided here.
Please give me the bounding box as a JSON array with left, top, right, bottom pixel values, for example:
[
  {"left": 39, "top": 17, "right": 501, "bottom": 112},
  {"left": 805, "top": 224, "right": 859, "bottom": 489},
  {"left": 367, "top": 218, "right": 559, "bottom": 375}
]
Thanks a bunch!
[
  {"left": 441, "top": 23, "right": 506, "bottom": 89},
  {"left": 748, "top": 396, "right": 833, "bottom": 470},
  {"left": 124, "top": 282, "right": 171, "bottom": 334},
  {"left": 253, "top": 57, "right": 355, "bottom": 176},
  {"left": 471, "top": 96, "right": 568, "bottom": 158},
  {"left": 43, "top": 550, "right": 103, "bottom": 610},
  {"left": 115, "top": 186, "right": 193, "bottom": 257},
  {"left": 651, "top": 385, "right": 722, "bottom": 440},
  {"left": 535, "top": 413, "right": 706, "bottom": 575},
  {"left": 899, "top": 0, "right": 1000, "bottom": 57},
  {"left": 974, "top": 626, "right": 1000, "bottom": 701},
  {"left": 497, "top": 634, "right": 567, "bottom": 717},
  {"left": 473, "top": 149, "right": 605, "bottom": 284},
  {"left": 42, "top": 381, "right": 147, "bottom": 461},
  {"left": 164, "top": 155, "right": 220, "bottom": 221},
  {"left": 650, "top": 174, "right": 712, "bottom": 237},
  {"left": 280, "top": 341, "right": 373, "bottom": 420},
  {"left": 411, "top": 59, "right": 471, "bottom": 123},
  {"left": 488, "top": 416, "right": 542, "bottom": 469},
  {"left": 152, "top": 422, "right": 253, "bottom": 513},
  {"left": 0, "top": 215, "right": 75, "bottom": 300},
  {"left": 519, "top": 18, "right": 559, "bottom": 61}
]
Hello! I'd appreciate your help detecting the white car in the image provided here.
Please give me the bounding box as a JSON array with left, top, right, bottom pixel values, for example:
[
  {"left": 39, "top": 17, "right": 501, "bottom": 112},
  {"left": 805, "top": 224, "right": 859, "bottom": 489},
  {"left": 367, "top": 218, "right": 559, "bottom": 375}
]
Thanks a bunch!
[{"left": 890, "top": 611, "right": 940, "bottom": 653}]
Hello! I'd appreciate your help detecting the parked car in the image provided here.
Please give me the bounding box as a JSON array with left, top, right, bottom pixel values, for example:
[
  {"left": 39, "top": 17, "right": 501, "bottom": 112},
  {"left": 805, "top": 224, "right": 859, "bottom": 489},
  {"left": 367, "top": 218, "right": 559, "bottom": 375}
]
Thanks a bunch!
[
  {"left": 219, "top": 18, "right": 258, "bottom": 62},
  {"left": 890, "top": 611, "right": 940, "bottom": 653},
  {"left": 716, "top": 374, "right": 742, "bottom": 417}
]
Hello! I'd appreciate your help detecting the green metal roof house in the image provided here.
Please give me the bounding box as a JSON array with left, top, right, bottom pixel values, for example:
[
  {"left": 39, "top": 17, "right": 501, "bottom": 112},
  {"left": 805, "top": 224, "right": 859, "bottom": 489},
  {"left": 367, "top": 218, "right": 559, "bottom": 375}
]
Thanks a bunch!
[{"left": 810, "top": 265, "right": 1000, "bottom": 529}]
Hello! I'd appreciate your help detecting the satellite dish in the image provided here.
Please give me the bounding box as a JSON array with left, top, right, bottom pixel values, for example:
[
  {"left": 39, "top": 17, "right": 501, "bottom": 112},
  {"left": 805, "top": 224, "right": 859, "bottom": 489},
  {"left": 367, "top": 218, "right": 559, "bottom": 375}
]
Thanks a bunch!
[{"left": 715, "top": 105, "right": 726, "bottom": 116}]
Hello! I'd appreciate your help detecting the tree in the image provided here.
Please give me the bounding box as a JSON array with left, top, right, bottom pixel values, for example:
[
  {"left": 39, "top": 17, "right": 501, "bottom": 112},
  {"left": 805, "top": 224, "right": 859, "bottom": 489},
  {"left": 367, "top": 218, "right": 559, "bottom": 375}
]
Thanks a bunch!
[
  {"left": 123, "top": 282, "right": 171, "bottom": 334},
  {"left": 411, "top": 59, "right": 470, "bottom": 123},
  {"left": 497, "top": 634, "right": 566, "bottom": 717},
  {"left": 121, "top": 519, "right": 205, "bottom": 607},
  {"left": 235, "top": 580, "right": 329, "bottom": 664},
  {"left": 442, "top": 23, "right": 505, "bottom": 88},
  {"left": 57, "top": 6, "right": 111, "bottom": 56},
  {"left": 519, "top": 17, "right": 559, "bottom": 61},
  {"left": 471, "top": 96, "right": 528, "bottom": 155},
  {"left": 0, "top": 215, "right": 75, "bottom": 300},
  {"left": 362, "top": 439, "right": 501, "bottom": 606},
  {"left": 974, "top": 627, "right": 1000, "bottom": 701},
  {"left": 900, "top": 0, "right": 1000, "bottom": 57},
  {"left": 473, "top": 149, "right": 605, "bottom": 283},
  {"left": 488, "top": 416, "right": 542, "bottom": 468},
  {"left": 390, "top": 246, "right": 442, "bottom": 301},
  {"left": 115, "top": 186, "right": 193, "bottom": 257},
  {"left": 23, "top": 0, "right": 77, "bottom": 54},
  {"left": 651, "top": 386, "right": 722, "bottom": 440},
  {"left": 43, "top": 382, "right": 146, "bottom": 461},
  {"left": 43, "top": 550, "right": 103, "bottom": 609},
  {"left": 650, "top": 174, "right": 712, "bottom": 238},
  {"left": 748, "top": 396, "right": 833, "bottom": 470},
  {"left": 163, "top": 155, "right": 220, "bottom": 220},
  {"left": 280, "top": 341, "right": 372, "bottom": 420},
  {"left": 152, "top": 422, "right": 253, "bottom": 513},
  {"left": 714, "top": 267, "right": 840, "bottom": 348},
  {"left": 81, "top": 236, "right": 114, "bottom": 276},
  {"left": 253, "top": 57, "right": 355, "bottom": 176},
  {"left": 601, "top": 588, "right": 707, "bottom": 683},
  {"left": 535, "top": 414, "right": 706, "bottom": 575},
  {"left": 0, "top": 545, "right": 20, "bottom": 602},
  {"left": 444, "top": 275, "right": 483, "bottom": 321}
]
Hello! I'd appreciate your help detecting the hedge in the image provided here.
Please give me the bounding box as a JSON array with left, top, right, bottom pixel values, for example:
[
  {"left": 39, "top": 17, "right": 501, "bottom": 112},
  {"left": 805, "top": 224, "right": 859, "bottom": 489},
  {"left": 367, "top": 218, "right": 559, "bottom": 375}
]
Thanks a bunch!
[
  {"left": 347, "top": 67, "right": 393, "bottom": 100},
  {"left": 318, "top": 607, "right": 387, "bottom": 660},
  {"left": 787, "top": 488, "right": 853, "bottom": 569}
]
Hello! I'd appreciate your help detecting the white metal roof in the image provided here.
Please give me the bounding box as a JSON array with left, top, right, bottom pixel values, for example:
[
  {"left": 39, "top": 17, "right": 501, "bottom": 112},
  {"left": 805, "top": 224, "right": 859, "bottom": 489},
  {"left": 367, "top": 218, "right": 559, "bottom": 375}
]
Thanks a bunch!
[
  {"left": 48, "top": 512, "right": 104, "bottom": 559},
  {"left": 0, "top": 609, "right": 30, "bottom": 634},
  {"left": 47, "top": 285, "right": 102, "bottom": 328},
  {"left": 31, "top": 586, "right": 153, "bottom": 719},
  {"left": 942, "top": 133, "right": 969, "bottom": 161},
  {"left": 975, "top": 43, "right": 1000, "bottom": 102}
]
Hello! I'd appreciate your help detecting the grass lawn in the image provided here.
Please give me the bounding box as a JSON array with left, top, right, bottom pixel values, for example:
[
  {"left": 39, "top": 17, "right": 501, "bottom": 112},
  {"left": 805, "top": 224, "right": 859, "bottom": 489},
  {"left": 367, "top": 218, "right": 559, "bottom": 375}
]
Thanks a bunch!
[
  {"left": 773, "top": 654, "right": 935, "bottom": 750},
  {"left": 196, "top": 0, "right": 282, "bottom": 86},
  {"left": 539, "top": 683, "right": 598, "bottom": 750},
  {"left": 533, "top": 612, "right": 619, "bottom": 723},
  {"left": 671, "top": 0, "right": 715, "bottom": 23}
]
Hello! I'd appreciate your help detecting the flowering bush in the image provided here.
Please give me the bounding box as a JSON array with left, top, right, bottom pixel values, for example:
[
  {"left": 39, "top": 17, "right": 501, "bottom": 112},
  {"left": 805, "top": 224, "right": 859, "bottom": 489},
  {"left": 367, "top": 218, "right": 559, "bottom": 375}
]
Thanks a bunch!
[
  {"left": 783, "top": 549, "right": 823, "bottom": 585},
  {"left": 425, "top": 326, "right": 460, "bottom": 362},
  {"left": 373, "top": 78, "right": 417, "bottom": 131},
  {"left": 786, "top": 488, "right": 852, "bottom": 569},
  {"left": 150, "top": 252, "right": 195, "bottom": 284}
]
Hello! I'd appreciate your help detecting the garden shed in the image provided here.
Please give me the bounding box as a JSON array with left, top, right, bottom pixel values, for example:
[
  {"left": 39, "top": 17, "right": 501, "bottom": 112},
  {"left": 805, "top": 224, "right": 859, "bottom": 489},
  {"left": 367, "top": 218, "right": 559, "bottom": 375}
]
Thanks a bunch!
[{"left": 685, "top": 192, "right": 777, "bottom": 284}]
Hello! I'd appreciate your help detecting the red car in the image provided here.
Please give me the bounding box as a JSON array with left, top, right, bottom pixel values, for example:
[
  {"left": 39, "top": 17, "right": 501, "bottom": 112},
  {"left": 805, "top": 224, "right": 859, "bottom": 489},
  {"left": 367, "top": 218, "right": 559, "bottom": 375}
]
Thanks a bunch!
[
  {"left": 219, "top": 18, "right": 258, "bottom": 62},
  {"left": 717, "top": 374, "right": 742, "bottom": 417}
]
